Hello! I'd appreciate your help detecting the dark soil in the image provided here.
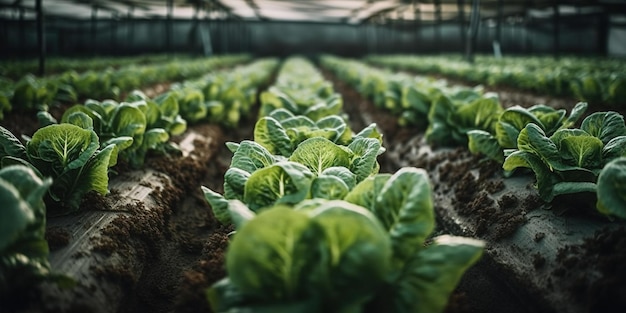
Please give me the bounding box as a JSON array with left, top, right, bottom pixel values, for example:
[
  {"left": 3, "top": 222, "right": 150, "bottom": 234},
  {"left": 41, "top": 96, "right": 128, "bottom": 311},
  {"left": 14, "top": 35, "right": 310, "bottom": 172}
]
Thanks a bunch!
[
  {"left": 553, "top": 227, "right": 626, "bottom": 313},
  {"left": 321, "top": 64, "right": 626, "bottom": 313}
]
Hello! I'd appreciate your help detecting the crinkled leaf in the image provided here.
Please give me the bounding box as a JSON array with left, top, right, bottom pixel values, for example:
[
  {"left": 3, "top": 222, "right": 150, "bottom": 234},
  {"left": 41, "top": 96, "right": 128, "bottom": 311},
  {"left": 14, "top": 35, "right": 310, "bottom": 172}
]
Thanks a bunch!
[
  {"left": 110, "top": 104, "right": 147, "bottom": 138},
  {"left": 353, "top": 123, "right": 383, "bottom": 144},
  {"left": 36, "top": 111, "right": 57, "bottom": 128},
  {"left": 528, "top": 104, "right": 565, "bottom": 134},
  {"left": 425, "top": 94, "right": 455, "bottom": 145},
  {"left": 0, "top": 126, "right": 27, "bottom": 161},
  {"left": 0, "top": 179, "right": 35, "bottom": 251},
  {"left": 51, "top": 143, "right": 116, "bottom": 211},
  {"left": 0, "top": 165, "right": 50, "bottom": 217},
  {"left": 303, "top": 95, "right": 342, "bottom": 121},
  {"left": 254, "top": 117, "right": 293, "bottom": 156},
  {"left": 551, "top": 129, "right": 603, "bottom": 168},
  {"left": 154, "top": 92, "right": 180, "bottom": 121},
  {"left": 375, "top": 167, "right": 435, "bottom": 262},
  {"left": 517, "top": 123, "right": 564, "bottom": 171},
  {"left": 243, "top": 161, "right": 314, "bottom": 211},
  {"left": 289, "top": 137, "right": 351, "bottom": 176},
  {"left": 62, "top": 105, "right": 103, "bottom": 133},
  {"left": 64, "top": 111, "right": 94, "bottom": 130},
  {"left": 581, "top": 111, "right": 626, "bottom": 145},
  {"left": 603, "top": 136, "right": 626, "bottom": 164},
  {"left": 226, "top": 206, "right": 314, "bottom": 300},
  {"left": 309, "top": 200, "right": 391, "bottom": 306},
  {"left": 224, "top": 167, "right": 251, "bottom": 200},
  {"left": 455, "top": 96, "right": 502, "bottom": 133},
  {"left": 467, "top": 130, "right": 504, "bottom": 163},
  {"left": 142, "top": 128, "right": 169, "bottom": 150},
  {"left": 348, "top": 137, "right": 382, "bottom": 182},
  {"left": 268, "top": 108, "right": 296, "bottom": 122},
  {"left": 27, "top": 124, "right": 98, "bottom": 172},
  {"left": 315, "top": 115, "right": 347, "bottom": 143},
  {"left": 343, "top": 174, "right": 392, "bottom": 213},
  {"left": 227, "top": 200, "right": 256, "bottom": 229},
  {"left": 230, "top": 140, "right": 276, "bottom": 174},
  {"left": 559, "top": 102, "right": 588, "bottom": 130},
  {"left": 311, "top": 175, "right": 349, "bottom": 200},
  {"left": 321, "top": 166, "right": 356, "bottom": 190},
  {"left": 503, "top": 150, "right": 558, "bottom": 201},
  {"left": 281, "top": 115, "right": 316, "bottom": 129},
  {"left": 225, "top": 141, "right": 240, "bottom": 154},
  {"left": 596, "top": 157, "right": 626, "bottom": 219},
  {"left": 260, "top": 89, "right": 299, "bottom": 117},
  {"left": 495, "top": 107, "right": 543, "bottom": 148},
  {"left": 391, "top": 235, "right": 484, "bottom": 313},
  {"left": 202, "top": 186, "right": 231, "bottom": 224}
]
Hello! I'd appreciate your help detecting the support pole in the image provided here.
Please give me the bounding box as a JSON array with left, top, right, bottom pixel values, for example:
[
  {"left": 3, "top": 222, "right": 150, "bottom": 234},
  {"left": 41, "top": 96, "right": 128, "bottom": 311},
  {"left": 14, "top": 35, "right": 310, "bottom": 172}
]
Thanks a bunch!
[
  {"left": 458, "top": 0, "right": 466, "bottom": 53},
  {"left": 553, "top": 1, "right": 560, "bottom": 59},
  {"left": 19, "top": 7, "right": 25, "bottom": 55},
  {"left": 597, "top": 8, "right": 609, "bottom": 56},
  {"left": 524, "top": 0, "right": 534, "bottom": 54},
  {"left": 494, "top": 0, "right": 502, "bottom": 58},
  {"left": 91, "top": 6, "right": 98, "bottom": 55},
  {"left": 466, "top": 0, "right": 481, "bottom": 63},
  {"left": 36, "top": 0, "right": 45, "bottom": 75}
]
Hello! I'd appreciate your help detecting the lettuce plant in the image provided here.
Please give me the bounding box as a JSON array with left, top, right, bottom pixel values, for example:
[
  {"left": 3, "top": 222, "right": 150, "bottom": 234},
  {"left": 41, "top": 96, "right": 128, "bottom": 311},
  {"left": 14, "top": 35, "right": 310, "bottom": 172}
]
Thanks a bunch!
[
  {"left": 503, "top": 111, "right": 626, "bottom": 215},
  {"left": 204, "top": 134, "right": 383, "bottom": 221},
  {"left": 259, "top": 87, "right": 343, "bottom": 121},
  {"left": 254, "top": 108, "right": 357, "bottom": 156},
  {"left": 426, "top": 91, "right": 502, "bottom": 146},
  {"left": 468, "top": 102, "right": 588, "bottom": 163},
  {"left": 207, "top": 167, "right": 484, "bottom": 313},
  {"left": 0, "top": 165, "right": 74, "bottom": 295},
  {"left": 61, "top": 96, "right": 172, "bottom": 169},
  {"left": 0, "top": 124, "right": 118, "bottom": 213},
  {"left": 168, "top": 59, "right": 277, "bottom": 126},
  {"left": 10, "top": 74, "right": 57, "bottom": 111}
]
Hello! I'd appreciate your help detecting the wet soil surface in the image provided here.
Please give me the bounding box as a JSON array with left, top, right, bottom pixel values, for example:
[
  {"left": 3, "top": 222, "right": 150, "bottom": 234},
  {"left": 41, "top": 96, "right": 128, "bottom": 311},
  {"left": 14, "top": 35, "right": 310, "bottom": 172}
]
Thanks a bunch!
[{"left": 321, "top": 65, "right": 626, "bottom": 313}]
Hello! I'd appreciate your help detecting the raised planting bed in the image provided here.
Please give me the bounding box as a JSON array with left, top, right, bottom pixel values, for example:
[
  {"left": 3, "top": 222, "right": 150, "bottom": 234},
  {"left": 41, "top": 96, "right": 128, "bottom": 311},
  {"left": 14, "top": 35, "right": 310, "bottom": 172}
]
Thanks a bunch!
[
  {"left": 322, "top": 62, "right": 626, "bottom": 313},
  {"left": 1, "top": 58, "right": 278, "bottom": 313},
  {"left": 3, "top": 123, "right": 224, "bottom": 313}
]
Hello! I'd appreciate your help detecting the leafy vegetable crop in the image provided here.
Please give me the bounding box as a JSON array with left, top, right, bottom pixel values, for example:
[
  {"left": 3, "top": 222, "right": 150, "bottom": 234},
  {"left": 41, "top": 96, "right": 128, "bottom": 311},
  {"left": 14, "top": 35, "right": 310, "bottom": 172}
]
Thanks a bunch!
[
  {"left": 202, "top": 57, "right": 484, "bottom": 313},
  {"left": 0, "top": 124, "right": 118, "bottom": 213},
  {"left": 0, "top": 165, "right": 73, "bottom": 295},
  {"left": 208, "top": 168, "right": 484, "bottom": 313},
  {"left": 468, "top": 102, "right": 588, "bottom": 163},
  {"left": 503, "top": 111, "right": 626, "bottom": 217}
]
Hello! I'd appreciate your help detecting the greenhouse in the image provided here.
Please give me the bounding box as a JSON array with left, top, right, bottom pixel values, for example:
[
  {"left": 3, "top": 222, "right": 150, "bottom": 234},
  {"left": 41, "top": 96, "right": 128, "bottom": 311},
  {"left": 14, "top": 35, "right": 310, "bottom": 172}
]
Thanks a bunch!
[{"left": 1, "top": 1, "right": 625, "bottom": 313}]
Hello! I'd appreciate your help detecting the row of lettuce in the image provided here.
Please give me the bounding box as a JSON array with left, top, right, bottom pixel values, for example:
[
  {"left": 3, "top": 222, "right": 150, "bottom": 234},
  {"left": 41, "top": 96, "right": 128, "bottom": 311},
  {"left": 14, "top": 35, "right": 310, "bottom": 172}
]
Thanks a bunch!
[
  {"left": 0, "top": 54, "right": 178, "bottom": 80},
  {"left": 0, "top": 57, "right": 278, "bottom": 296},
  {"left": 0, "top": 54, "right": 250, "bottom": 121},
  {"left": 202, "top": 57, "right": 484, "bottom": 313},
  {"left": 367, "top": 54, "right": 626, "bottom": 107},
  {"left": 321, "top": 55, "right": 626, "bottom": 220}
]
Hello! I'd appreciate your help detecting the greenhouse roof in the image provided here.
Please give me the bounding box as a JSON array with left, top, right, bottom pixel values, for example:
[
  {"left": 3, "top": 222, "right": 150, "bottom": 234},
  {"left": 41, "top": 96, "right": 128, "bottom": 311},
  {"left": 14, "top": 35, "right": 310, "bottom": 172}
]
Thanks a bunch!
[{"left": 0, "top": 0, "right": 623, "bottom": 23}]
